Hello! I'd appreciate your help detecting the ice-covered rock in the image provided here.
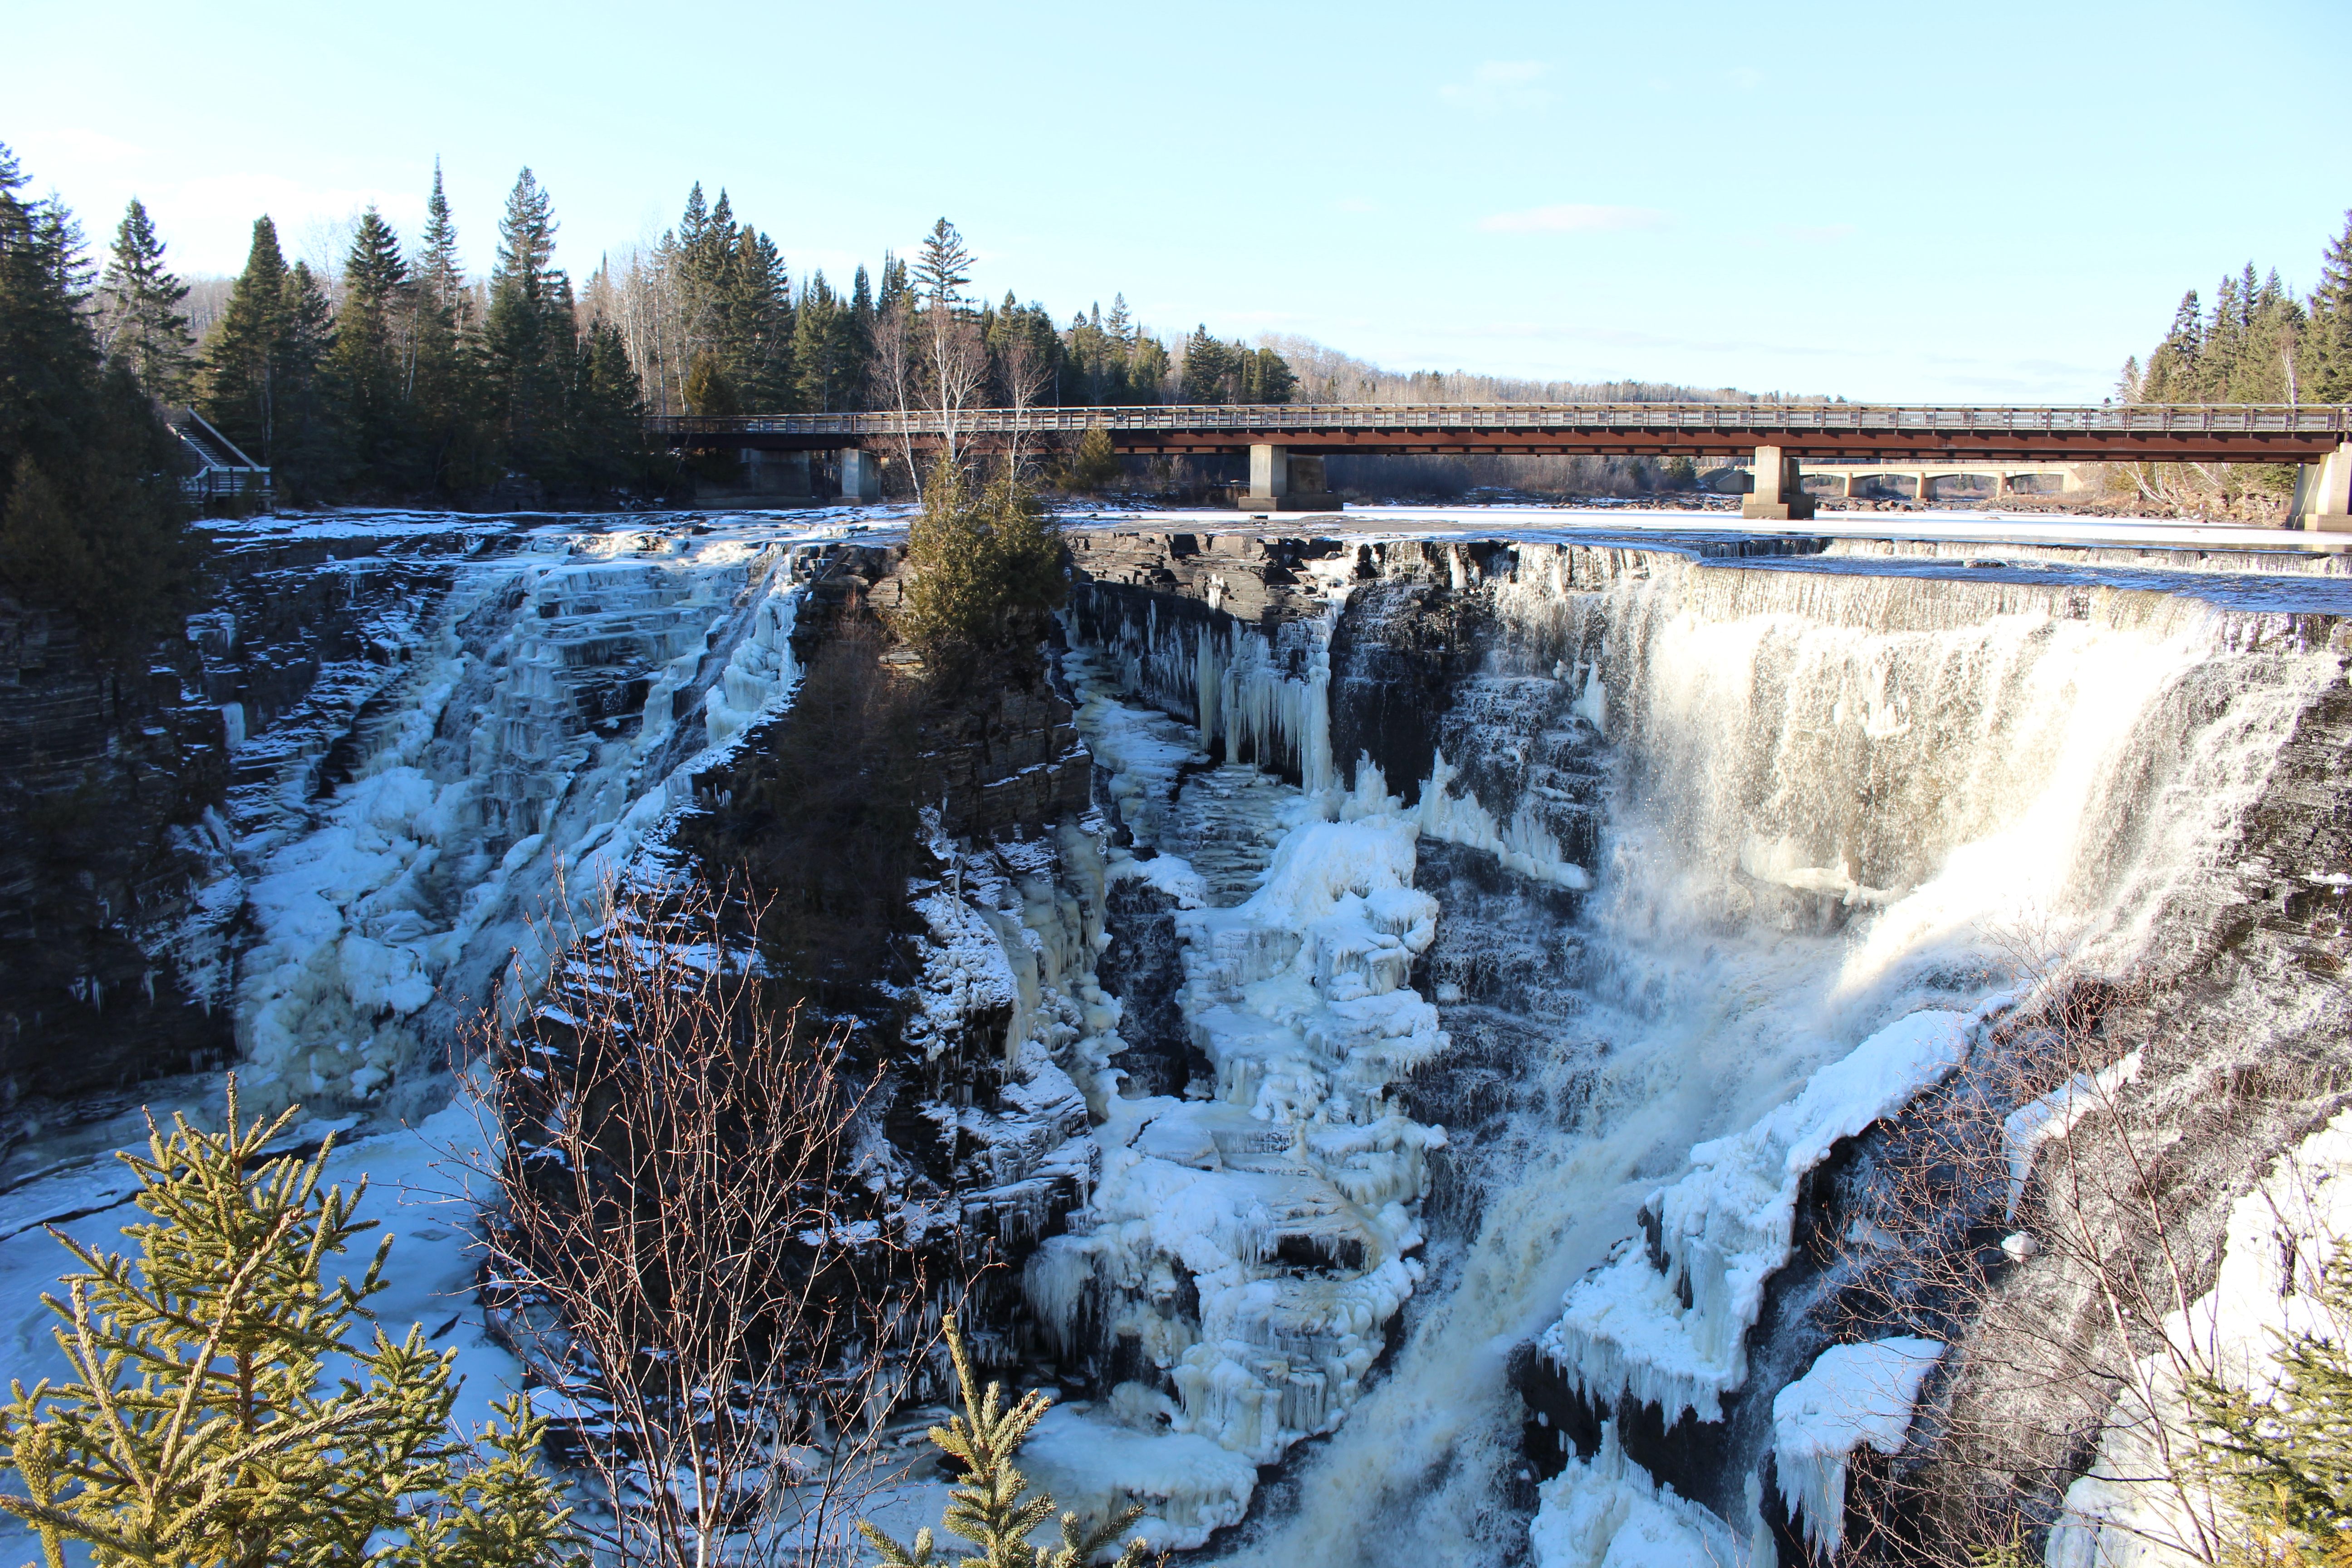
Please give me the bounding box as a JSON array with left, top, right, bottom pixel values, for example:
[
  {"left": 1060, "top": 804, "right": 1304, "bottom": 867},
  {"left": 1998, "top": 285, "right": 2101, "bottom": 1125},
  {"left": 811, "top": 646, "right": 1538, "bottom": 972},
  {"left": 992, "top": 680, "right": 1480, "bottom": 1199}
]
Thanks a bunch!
[{"left": 1772, "top": 1337, "right": 1945, "bottom": 1560}]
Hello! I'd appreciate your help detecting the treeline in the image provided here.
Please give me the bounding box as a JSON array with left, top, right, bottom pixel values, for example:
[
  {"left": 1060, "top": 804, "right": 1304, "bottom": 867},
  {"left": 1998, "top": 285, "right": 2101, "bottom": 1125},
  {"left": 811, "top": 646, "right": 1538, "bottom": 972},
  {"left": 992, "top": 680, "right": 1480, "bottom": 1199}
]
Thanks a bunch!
[
  {"left": 2112, "top": 208, "right": 2352, "bottom": 515},
  {"left": 2124, "top": 211, "right": 2352, "bottom": 406},
  {"left": 135, "top": 164, "right": 649, "bottom": 503},
  {"left": 589, "top": 186, "right": 1297, "bottom": 420},
  {"left": 0, "top": 142, "right": 199, "bottom": 657},
  {"left": 1256, "top": 332, "right": 1788, "bottom": 406}
]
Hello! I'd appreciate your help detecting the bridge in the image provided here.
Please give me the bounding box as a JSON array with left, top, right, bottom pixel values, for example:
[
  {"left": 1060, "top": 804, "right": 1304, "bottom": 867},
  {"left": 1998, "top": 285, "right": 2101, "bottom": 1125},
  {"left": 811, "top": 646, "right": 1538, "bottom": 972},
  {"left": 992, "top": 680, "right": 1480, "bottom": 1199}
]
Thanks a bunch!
[{"left": 647, "top": 403, "right": 2352, "bottom": 530}]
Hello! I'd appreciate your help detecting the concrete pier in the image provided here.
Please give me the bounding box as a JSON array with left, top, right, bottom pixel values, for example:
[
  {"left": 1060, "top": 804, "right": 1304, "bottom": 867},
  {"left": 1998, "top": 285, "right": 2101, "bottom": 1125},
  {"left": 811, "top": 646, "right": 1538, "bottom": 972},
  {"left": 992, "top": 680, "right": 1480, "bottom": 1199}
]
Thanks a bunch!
[
  {"left": 2290, "top": 441, "right": 2352, "bottom": 532},
  {"left": 1236, "top": 444, "right": 1340, "bottom": 512},
  {"left": 839, "top": 448, "right": 881, "bottom": 503},
  {"left": 1741, "top": 444, "right": 1817, "bottom": 521}
]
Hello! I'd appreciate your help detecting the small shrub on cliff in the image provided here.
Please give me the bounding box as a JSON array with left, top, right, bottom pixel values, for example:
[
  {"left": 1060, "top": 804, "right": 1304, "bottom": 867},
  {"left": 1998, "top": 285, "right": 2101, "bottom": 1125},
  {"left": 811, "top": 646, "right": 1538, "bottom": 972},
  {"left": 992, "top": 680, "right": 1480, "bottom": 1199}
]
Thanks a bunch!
[
  {"left": 2192, "top": 1245, "right": 2352, "bottom": 1566},
  {"left": 0, "top": 1079, "right": 578, "bottom": 1568},
  {"left": 857, "top": 1313, "right": 1150, "bottom": 1568},
  {"left": 899, "top": 460, "right": 1065, "bottom": 666}
]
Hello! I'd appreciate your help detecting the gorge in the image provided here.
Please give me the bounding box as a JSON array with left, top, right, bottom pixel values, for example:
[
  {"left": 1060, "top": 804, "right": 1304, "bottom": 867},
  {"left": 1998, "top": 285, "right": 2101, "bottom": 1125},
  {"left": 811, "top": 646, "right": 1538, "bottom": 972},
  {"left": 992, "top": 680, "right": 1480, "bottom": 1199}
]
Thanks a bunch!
[{"left": 3, "top": 506, "right": 2347, "bottom": 1566}]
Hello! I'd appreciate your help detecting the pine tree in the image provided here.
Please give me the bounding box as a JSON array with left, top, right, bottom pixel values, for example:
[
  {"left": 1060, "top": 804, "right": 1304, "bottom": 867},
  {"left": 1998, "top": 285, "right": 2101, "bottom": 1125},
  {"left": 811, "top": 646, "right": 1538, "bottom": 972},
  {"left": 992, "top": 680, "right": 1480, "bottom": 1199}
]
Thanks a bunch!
[
  {"left": 2140, "top": 289, "right": 2203, "bottom": 403},
  {"left": 722, "top": 224, "right": 792, "bottom": 410},
  {"left": 897, "top": 460, "right": 1067, "bottom": 666},
  {"left": 96, "top": 199, "right": 192, "bottom": 403},
  {"left": 0, "top": 1081, "right": 579, "bottom": 1567},
  {"left": 915, "top": 218, "right": 974, "bottom": 307},
  {"left": 856, "top": 1314, "right": 1147, "bottom": 1568},
  {"left": 199, "top": 217, "right": 290, "bottom": 462},
  {"left": 328, "top": 207, "right": 413, "bottom": 485}
]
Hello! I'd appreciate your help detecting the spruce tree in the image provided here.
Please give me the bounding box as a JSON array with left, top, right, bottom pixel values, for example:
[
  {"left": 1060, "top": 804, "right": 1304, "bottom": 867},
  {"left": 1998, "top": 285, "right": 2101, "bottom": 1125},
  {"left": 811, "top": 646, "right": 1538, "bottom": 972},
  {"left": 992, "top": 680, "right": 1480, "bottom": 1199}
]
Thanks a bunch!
[
  {"left": 409, "top": 160, "right": 487, "bottom": 494},
  {"left": 856, "top": 1314, "right": 1147, "bottom": 1568},
  {"left": 0, "top": 1081, "right": 579, "bottom": 1567},
  {"left": 270, "top": 261, "right": 337, "bottom": 495},
  {"left": 328, "top": 207, "right": 414, "bottom": 486},
  {"left": 96, "top": 199, "right": 193, "bottom": 404},
  {"left": 198, "top": 217, "right": 290, "bottom": 462},
  {"left": 1179, "top": 325, "right": 1232, "bottom": 404},
  {"left": 482, "top": 167, "right": 569, "bottom": 480}
]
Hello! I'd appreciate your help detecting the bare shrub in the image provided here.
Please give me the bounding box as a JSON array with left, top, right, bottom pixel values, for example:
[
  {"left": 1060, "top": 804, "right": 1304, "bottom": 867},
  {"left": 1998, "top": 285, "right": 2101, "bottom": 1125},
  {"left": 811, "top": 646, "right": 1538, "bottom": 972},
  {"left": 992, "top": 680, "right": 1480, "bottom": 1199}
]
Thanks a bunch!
[
  {"left": 462, "top": 873, "right": 934, "bottom": 1568},
  {"left": 1815, "top": 938, "right": 2342, "bottom": 1565}
]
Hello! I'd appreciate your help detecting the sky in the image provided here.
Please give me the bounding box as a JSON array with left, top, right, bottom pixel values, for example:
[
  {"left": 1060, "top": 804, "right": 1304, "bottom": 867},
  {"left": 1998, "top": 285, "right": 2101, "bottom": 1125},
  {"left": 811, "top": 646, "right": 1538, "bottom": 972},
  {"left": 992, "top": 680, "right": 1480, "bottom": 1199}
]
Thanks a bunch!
[{"left": 9, "top": 0, "right": 2348, "bottom": 402}]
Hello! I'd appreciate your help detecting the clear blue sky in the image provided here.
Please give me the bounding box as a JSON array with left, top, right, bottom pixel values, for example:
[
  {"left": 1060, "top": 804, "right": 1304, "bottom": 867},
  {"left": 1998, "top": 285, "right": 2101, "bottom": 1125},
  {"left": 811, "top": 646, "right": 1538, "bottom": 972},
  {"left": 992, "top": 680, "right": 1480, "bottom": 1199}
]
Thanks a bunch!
[{"left": 11, "top": 0, "right": 2347, "bottom": 402}]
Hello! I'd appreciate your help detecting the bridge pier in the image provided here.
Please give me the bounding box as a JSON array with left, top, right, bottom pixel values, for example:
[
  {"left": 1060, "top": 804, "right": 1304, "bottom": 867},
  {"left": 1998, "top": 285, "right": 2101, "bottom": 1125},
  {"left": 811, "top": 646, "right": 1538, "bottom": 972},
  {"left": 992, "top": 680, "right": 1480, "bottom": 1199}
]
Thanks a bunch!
[
  {"left": 740, "top": 449, "right": 810, "bottom": 497},
  {"left": 1741, "top": 445, "right": 1817, "bottom": 521},
  {"left": 2290, "top": 442, "right": 2352, "bottom": 531},
  {"left": 838, "top": 448, "right": 881, "bottom": 504},
  {"left": 1237, "top": 444, "right": 1340, "bottom": 512}
]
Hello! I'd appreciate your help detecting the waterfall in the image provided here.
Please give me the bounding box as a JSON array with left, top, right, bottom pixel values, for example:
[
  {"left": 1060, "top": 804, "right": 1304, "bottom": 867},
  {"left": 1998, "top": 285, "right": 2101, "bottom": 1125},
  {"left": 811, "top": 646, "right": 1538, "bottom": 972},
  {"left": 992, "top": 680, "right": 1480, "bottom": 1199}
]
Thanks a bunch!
[
  {"left": 231, "top": 530, "right": 819, "bottom": 1115},
  {"left": 1060, "top": 543, "right": 2342, "bottom": 1565}
]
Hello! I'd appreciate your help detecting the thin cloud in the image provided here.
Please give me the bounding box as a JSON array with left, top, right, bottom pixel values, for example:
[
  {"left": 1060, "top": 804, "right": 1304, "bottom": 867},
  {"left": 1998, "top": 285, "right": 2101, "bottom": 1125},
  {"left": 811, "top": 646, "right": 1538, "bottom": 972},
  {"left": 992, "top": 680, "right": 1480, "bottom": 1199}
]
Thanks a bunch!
[
  {"left": 1476, "top": 204, "right": 1668, "bottom": 235},
  {"left": 1331, "top": 196, "right": 1381, "bottom": 215},
  {"left": 1439, "top": 60, "right": 1553, "bottom": 111}
]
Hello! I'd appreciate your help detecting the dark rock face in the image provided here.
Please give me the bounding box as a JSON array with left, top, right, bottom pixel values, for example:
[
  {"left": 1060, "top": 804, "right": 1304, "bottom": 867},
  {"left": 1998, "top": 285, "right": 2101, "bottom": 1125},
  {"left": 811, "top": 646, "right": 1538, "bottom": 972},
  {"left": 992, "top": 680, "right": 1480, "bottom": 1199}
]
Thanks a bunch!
[
  {"left": 0, "top": 587, "right": 235, "bottom": 1103},
  {"left": 1097, "top": 877, "right": 1194, "bottom": 1098}
]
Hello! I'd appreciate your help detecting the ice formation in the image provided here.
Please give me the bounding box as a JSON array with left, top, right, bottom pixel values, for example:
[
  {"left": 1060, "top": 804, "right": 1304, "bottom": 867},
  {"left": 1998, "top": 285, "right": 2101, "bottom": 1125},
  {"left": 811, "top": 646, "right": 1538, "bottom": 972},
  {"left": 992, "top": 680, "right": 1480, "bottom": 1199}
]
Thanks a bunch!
[
  {"left": 1541, "top": 1009, "right": 1970, "bottom": 1425},
  {"left": 1771, "top": 1337, "right": 1946, "bottom": 1560},
  {"left": 230, "top": 525, "right": 815, "bottom": 1112},
  {"left": 1010, "top": 631, "right": 1450, "bottom": 1547},
  {"left": 1528, "top": 1421, "right": 1745, "bottom": 1568}
]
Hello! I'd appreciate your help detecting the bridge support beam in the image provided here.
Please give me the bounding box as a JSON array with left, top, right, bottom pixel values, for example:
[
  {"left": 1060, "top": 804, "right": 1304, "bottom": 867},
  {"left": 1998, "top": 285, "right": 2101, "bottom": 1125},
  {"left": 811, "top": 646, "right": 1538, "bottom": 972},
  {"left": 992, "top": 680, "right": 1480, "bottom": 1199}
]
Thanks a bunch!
[
  {"left": 1741, "top": 445, "right": 1816, "bottom": 521},
  {"left": 1237, "top": 444, "right": 1339, "bottom": 512},
  {"left": 2289, "top": 442, "right": 2352, "bottom": 532},
  {"left": 838, "top": 448, "right": 880, "bottom": 504}
]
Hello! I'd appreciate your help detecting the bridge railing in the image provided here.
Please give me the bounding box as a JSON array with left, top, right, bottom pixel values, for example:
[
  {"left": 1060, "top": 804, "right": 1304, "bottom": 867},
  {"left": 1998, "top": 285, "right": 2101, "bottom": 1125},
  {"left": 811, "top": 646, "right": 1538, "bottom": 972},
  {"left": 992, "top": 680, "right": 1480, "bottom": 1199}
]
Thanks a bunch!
[{"left": 648, "top": 402, "right": 2352, "bottom": 440}]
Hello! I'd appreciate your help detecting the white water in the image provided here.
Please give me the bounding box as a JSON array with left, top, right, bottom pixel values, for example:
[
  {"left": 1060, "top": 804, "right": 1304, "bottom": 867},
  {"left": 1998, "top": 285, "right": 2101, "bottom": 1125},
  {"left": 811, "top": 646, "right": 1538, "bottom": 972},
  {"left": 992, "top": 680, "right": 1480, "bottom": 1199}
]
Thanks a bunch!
[{"left": 1085, "top": 547, "right": 2342, "bottom": 1565}]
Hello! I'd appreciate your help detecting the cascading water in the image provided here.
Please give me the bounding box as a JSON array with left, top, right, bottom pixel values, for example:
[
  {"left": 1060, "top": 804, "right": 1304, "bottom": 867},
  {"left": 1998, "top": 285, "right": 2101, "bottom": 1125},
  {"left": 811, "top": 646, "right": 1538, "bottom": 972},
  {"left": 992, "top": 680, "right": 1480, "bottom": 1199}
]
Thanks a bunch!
[
  {"left": 222, "top": 521, "right": 830, "bottom": 1117},
  {"left": 1049, "top": 539, "right": 2347, "bottom": 1565}
]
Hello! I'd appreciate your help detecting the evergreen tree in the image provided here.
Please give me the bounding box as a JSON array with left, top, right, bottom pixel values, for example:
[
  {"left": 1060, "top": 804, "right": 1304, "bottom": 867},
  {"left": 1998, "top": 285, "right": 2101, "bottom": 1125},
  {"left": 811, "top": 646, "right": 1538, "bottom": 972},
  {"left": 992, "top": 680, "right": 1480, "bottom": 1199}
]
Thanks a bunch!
[
  {"left": 270, "top": 261, "right": 337, "bottom": 495},
  {"left": 2309, "top": 210, "right": 2352, "bottom": 403},
  {"left": 792, "top": 270, "right": 856, "bottom": 412},
  {"left": 409, "top": 160, "right": 488, "bottom": 494},
  {"left": 328, "top": 207, "right": 413, "bottom": 485},
  {"left": 1243, "top": 345, "right": 1296, "bottom": 404},
  {"left": 2139, "top": 289, "right": 2203, "bottom": 403},
  {"left": 96, "top": 198, "right": 192, "bottom": 403},
  {"left": 568, "top": 318, "right": 647, "bottom": 489},
  {"left": 1125, "top": 335, "right": 1169, "bottom": 403},
  {"left": 878, "top": 250, "right": 913, "bottom": 318},
  {"left": 0, "top": 142, "right": 102, "bottom": 479},
  {"left": 856, "top": 1314, "right": 1147, "bottom": 1568},
  {"left": 897, "top": 460, "right": 1067, "bottom": 667},
  {"left": 0, "top": 142, "right": 198, "bottom": 661},
  {"left": 482, "top": 167, "right": 570, "bottom": 478},
  {"left": 0, "top": 1082, "right": 579, "bottom": 1567},
  {"left": 1180, "top": 325, "right": 1234, "bottom": 403},
  {"left": 915, "top": 218, "right": 974, "bottom": 306},
  {"left": 198, "top": 217, "right": 290, "bottom": 462},
  {"left": 682, "top": 348, "right": 738, "bottom": 416},
  {"left": 722, "top": 224, "right": 793, "bottom": 409}
]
